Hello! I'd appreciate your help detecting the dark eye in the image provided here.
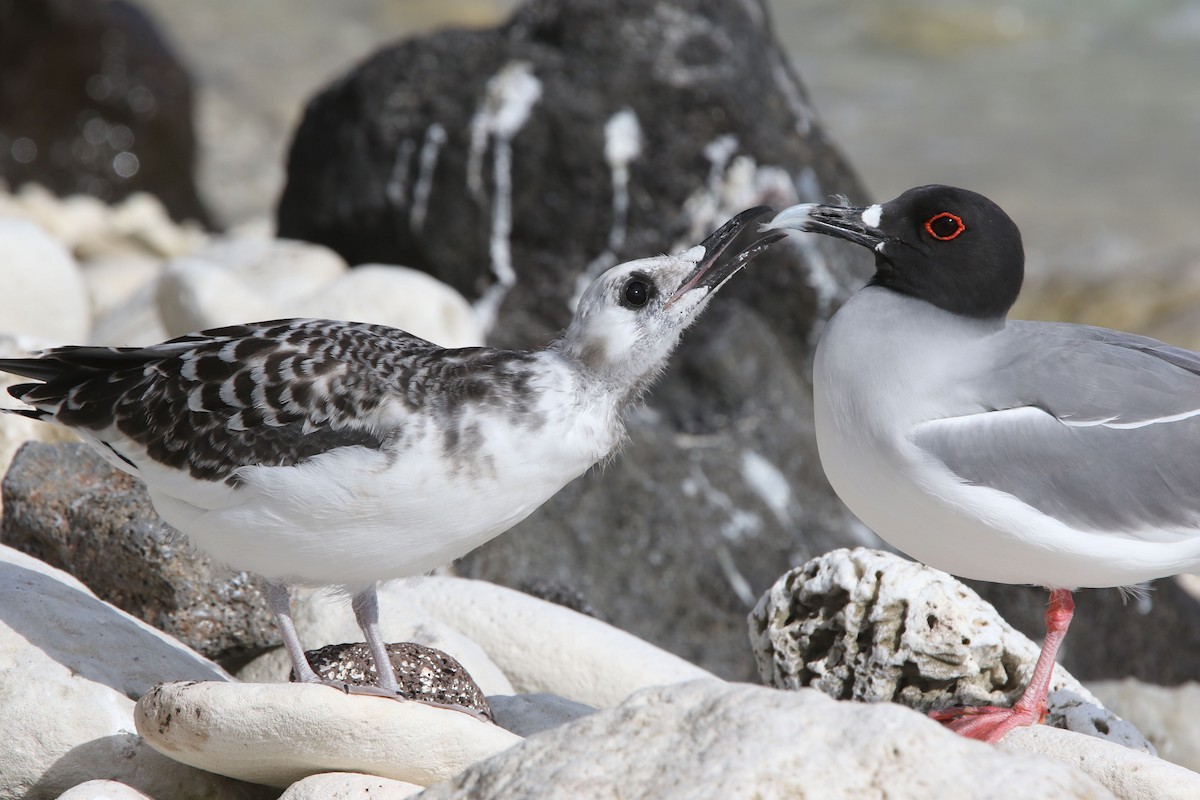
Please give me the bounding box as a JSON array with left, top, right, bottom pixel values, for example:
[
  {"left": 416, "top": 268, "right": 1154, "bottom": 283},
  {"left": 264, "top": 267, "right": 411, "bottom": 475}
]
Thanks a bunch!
[
  {"left": 925, "top": 212, "right": 966, "bottom": 241},
  {"left": 622, "top": 278, "right": 651, "bottom": 308}
]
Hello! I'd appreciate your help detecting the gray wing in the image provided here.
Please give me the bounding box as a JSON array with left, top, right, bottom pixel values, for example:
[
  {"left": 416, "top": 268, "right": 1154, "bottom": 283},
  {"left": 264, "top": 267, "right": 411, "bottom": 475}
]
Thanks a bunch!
[
  {"left": 911, "top": 321, "right": 1200, "bottom": 536},
  {"left": 1, "top": 319, "right": 532, "bottom": 485}
]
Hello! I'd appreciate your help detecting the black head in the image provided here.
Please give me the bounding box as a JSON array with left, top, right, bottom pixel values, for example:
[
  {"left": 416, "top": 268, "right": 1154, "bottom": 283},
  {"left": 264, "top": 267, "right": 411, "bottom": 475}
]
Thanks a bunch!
[{"left": 765, "top": 184, "right": 1024, "bottom": 319}]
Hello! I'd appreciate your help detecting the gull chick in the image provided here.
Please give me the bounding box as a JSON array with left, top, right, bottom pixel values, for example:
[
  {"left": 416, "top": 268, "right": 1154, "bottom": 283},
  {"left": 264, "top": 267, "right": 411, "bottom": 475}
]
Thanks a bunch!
[
  {"left": 766, "top": 185, "right": 1200, "bottom": 742},
  {"left": 0, "top": 208, "right": 782, "bottom": 696}
]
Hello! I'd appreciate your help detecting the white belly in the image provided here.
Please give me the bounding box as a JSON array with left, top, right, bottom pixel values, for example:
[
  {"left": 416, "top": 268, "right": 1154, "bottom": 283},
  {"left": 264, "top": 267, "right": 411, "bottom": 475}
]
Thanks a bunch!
[{"left": 149, "top": 406, "right": 615, "bottom": 589}]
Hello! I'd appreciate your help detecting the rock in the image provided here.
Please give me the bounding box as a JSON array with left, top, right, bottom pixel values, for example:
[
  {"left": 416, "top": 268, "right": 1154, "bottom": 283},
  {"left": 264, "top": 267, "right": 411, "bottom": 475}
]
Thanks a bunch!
[
  {"left": 487, "top": 693, "right": 595, "bottom": 737},
  {"left": 967, "top": 577, "right": 1200, "bottom": 687},
  {"left": 1, "top": 442, "right": 278, "bottom": 670},
  {"left": 156, "top": 255, "right": 279, "bottom": 336},
  {"left": 0, "top": 544, "right": 269, "bottom": 800},
  {"left": 54, "top": 780, "right": 155, "bottom": 800},
  {"left": 277, "top": 0, "right": 872, "bottom": 681},
  {"left": 81, "top": 253, "right": 162, "bottom": 322},
  {"left": 299, "top": 641, "right": 493, "bottom": 722},
  {"left": 417, "top": 679, "right": 1114, "bottom": 799},
  {"left": 1089, "top": 679, "right": 1200, "bottom": 772},
  {"left": 235, "top": 583, "right": 515, "bottom": 697},
  {"left": 0, "top": 218, "right": 91, "bottom": 341},
  {"left": 287, "top": 265, "right": 484, "bottom": 348},
  {"left": 87, "top": 279, "right": 168, "bottom": 346},
  {"left": 396, "top": 577, "right": 716, "bottom": 707},
  {"left": 0, "top": 184, "right": 206, "bottom": 262},
  {"left": 279, "top": 772, "right": 423, "bottom": 800},
  {"left": 1003, "top": 726, "right": 1200, "bottom": 800},
  {"left": 750, "top": 548, "right": 1153, "bottom": 751},
  {"left": 0, "top": 335, "right": 78, "bottom": 517},
  {"left": 134, "top": 681, "right": 522, "bottom": 789},
  {"left": 0, "top": 0, "right": 212, "bottom": 225}
]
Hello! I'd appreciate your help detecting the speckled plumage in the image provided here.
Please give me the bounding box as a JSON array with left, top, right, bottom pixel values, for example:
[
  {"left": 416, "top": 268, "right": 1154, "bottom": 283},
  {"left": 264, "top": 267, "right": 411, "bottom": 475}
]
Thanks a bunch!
[{"left": 0, "top": 207, "right": 779, "bottom": 693}]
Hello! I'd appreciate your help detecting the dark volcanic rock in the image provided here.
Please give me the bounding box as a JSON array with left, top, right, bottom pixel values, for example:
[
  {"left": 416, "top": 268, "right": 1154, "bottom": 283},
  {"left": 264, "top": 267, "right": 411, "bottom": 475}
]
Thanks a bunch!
[
  {"left": 1, "top": 442, "right": 275, "bottom": 669},
  {"left": 279, "top": 0, "right": 874, "bottom": 681},
  {"left": 0, "top": 0, "right": 211, "bottom": 225},
  {"left": 298, "top": 641, "right": 494, "bottom": 722}
]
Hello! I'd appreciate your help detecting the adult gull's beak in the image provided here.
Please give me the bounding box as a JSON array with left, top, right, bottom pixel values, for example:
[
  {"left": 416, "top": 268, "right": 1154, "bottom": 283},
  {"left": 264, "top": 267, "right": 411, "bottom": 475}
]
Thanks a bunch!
[
  {"left": 762, "top": 202, "right": 886, "bottom": 251},
  {"left": 665, "top": 207, "right": 784, "bottom": 308}
]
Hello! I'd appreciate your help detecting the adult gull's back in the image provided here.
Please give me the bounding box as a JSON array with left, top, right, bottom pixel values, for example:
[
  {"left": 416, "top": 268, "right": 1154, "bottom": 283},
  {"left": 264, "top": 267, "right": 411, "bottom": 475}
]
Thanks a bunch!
[
  {"left": 765, "top": 184, "right": 1200, "bottom": 742},
  {"left": 0, "top": 208, "right": 782, "bottom": 699}
]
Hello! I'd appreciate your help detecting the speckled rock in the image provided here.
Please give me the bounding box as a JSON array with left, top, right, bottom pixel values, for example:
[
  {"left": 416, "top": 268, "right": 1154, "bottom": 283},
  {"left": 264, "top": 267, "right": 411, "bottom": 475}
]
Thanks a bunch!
[
  {"left": 0, "top": 544, "right": 268, "bottom": 800},
  {"left": 298, "top": 641, "right": 493, "bottom": 722},
  {"left": 416, "top": 679, "right": 1114, "bottom": 799},
  {"left": 750, "top": 548, "right": 1153, "bottom": 752},
  {"left": 1, "top": 442, "right": 277, "bottom": 670},
  {"left": 135, "top": 681, "right": 521, "bottom": 788}
]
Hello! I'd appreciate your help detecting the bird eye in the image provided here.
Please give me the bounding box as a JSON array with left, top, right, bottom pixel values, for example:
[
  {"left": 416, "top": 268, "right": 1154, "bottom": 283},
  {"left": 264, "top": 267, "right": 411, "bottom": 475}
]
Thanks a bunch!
[
  {"left": 925, "top": 212, "right": 966, "bottom": 241},
  {"left": 621, "top": 278, "right": 651, "bottom": 308}
]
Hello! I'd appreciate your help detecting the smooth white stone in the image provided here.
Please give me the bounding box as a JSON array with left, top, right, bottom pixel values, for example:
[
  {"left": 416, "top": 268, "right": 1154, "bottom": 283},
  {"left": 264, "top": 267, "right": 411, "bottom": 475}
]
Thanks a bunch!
[
  {"left": 289, "top": 265, "right": 484, "bottom": 348},
  {"left": 279, "top": 772, "right": 423, "bottom": 800},
  {"left": 0, "top": 218, "right": 91, "bottom": 341},
  {"left": 87, "top": 280, "right": 168, "bottom": 346},
  {"left": 54, "top": 779, "right": 156, "bottom": 800},
  {"left": 1003, "top": 725, "right": 1200, "bottom": 800},
  {"left": 1088, "top": 679, "right": 1200, "bottom": 772},
  {"left": 396, "top": 577, "right": 717, "bottom": 707},
  {"left": 134, "top": 681, "right": 522, "bottom": 788},
  {"left": 81, "top": 255, "right": 163, "bottom": 322},
  {"left": 156, "top": 257, "right": 278, "bottom": 338},
  {"left": 234, "top": 585, "right": 515, "bottom": 697},
  {"left": 417, "top": 680, "right": 1115, "bottom": 799},
  {"left": 0, "top": 546, "right": 255, "bottom": 800},
  {"left": 192, "top": 237, "right": 348, "bottom": 307}
]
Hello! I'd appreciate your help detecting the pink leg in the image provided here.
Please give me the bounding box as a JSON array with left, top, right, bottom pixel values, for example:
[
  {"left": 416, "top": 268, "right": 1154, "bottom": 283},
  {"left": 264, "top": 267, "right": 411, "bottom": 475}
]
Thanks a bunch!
[{"left": 929, "top": 588, "right": 1075, "bottom": 743}]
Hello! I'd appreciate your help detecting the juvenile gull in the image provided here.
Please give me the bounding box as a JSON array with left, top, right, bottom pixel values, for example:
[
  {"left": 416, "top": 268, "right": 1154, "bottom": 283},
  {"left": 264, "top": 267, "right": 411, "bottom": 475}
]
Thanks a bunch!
[
  {"left": 765, "top": 185, "right": 1200, "bottom": 742},
  {"left": 0, "top": 208, "right": 782, "bottom": 696}
]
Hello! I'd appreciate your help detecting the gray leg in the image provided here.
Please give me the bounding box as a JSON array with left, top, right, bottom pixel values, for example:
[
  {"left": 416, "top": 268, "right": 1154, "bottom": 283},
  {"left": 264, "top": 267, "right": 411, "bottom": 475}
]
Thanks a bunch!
[
  {"left": 352, "top": 584, "right": 400, "bottom": 693},
  {"left": 265, "top": 581, "right": 321, "bottom": 683}
]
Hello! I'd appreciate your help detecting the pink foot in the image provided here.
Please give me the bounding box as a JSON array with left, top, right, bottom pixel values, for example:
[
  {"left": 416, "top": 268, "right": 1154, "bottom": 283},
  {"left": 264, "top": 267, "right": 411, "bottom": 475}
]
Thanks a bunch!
[
  {"left": 928, "top": 701, "right": 1043, "bottom": 743},
  {"left": 931, "top": 588, "right": 1074, "bottom": 744}
]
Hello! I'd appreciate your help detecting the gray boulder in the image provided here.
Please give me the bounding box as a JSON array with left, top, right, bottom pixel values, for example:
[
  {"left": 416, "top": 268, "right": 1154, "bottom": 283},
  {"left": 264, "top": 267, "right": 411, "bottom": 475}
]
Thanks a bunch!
[{"left": 0, "top": 442, "right": 277, "bottom": 669}]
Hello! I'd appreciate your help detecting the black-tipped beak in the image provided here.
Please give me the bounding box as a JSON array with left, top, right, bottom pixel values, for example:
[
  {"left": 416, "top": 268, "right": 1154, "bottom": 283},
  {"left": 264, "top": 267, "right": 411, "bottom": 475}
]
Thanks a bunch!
[
  {"left": 762, "top": 203, "right": 885, "bottom": 251},
  {"left": 666, "top": 207, "right": 784, "bottom": 307}
]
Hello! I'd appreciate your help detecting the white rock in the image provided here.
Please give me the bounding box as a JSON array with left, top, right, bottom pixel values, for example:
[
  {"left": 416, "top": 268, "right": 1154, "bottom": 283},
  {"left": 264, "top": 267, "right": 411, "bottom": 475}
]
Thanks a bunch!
[
  {"left": 80, "top": 255, "right": 163, "bottom": 322},
  {"left": 134, "top": 681, "right": 522, "bottom": 789},
  {"left": 751, "top": 548, "right": 1150, "bottom": 749},
  {"left": 234, "top": 585, "right": 515, "bottom": 696},
  {"left": 0, "top": 545, "right": 263, "bottom": 800},
  {"left": 279, "top": 772, "right": 423, "bottom": 800},
  {"left": 87, "top": 282, "right": 168, "bottom": 346},
  {"left": 1003, "top": 725, "right": 1200, "bottom": 800},
  {"left": 156, "top": 257, "right": 277, "bottom": 337},
  {"left": 1088, "top": 679, "right": 1200, "bottom": 772},
  {"left": 396, "top": 577, "right": 717, "bottom": 708},
  {"left": 289, "top": 265, "right": 484, "bottom": 348},
  {"left": 417, "top": 680, "right": 1115, "bottom": 799},
  {"left": 0, "top": 218, "right": 91, "bottom": 341},
  {"left": 198, "top": 237, "right": 347, "bottom": 306},
  {"left": 488, "top": 693, "right": 595, "bottom": 737},
  {"left": 54, "top": 779, "right": 156, "bottom": 800}
]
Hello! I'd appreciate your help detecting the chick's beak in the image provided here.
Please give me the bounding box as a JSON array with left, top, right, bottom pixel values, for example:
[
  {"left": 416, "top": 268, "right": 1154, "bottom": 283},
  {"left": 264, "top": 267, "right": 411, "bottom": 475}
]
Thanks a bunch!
[{"left": 665, "top": 206, "right": 784, "bottom": 308}]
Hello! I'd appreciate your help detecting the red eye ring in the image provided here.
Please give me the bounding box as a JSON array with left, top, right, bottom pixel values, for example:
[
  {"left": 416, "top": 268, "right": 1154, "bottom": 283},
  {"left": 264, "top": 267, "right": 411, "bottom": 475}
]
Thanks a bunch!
[{"left": 924, "top": 212, "right": 965, "bottom": 241}]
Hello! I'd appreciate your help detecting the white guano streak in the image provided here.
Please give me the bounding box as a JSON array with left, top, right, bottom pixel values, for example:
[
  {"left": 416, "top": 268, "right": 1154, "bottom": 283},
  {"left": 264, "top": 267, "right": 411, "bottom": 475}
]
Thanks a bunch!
[
  {"left": 571, "top": 108, "right": 643, "bottom": 311},
  {"left": 468, "top": 62, "right": 543, "bottom": 335},
  {"left": 410, "top": 124, "right": 446, "bottom": 234}
]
